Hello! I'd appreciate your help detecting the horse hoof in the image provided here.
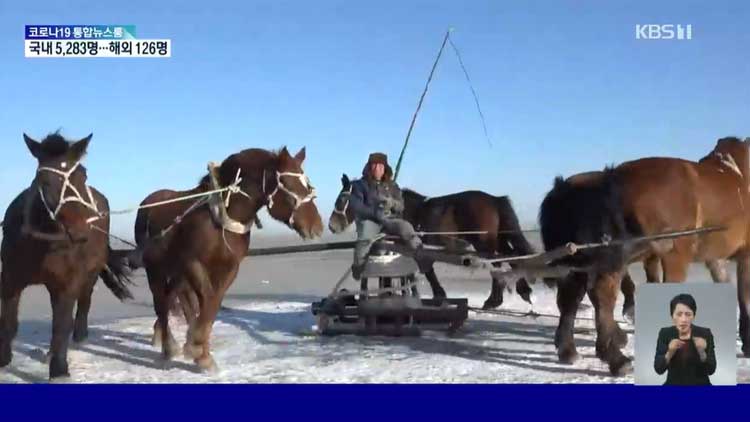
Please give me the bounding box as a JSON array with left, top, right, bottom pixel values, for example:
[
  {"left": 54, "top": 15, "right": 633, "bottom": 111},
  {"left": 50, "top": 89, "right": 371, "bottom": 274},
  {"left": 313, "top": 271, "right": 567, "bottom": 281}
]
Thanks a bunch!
[
  {"left": 0, "top": 353, "right": 11, "bottom": 368},
  {"left": 615, "top": 330, "right": 629, "bottom": 348},
  {"left": 557, "top": 348, "right": 580, "bottom": 364},
  {"left": 610, "top": 357, "right": 633, "bottom": 376},
  {"left": 516, "top": 285, "right": 533, "bottom": 304},
  {"left": 72, "top": 331, "right": 88, "bottom": 344},
  {"left": 184, "top": 342, "right": 202, "bottom": 360},
  {"left": 622, "top": 306, "right": 635, "bottom": 325},
  {"left": 196, "top": 355, "right": 218, "bottom": 373},
  {"left": 49, "top": 362, "right": 70, "bottom": 380},
  {"left": 595, "top": 347, "right": 607, "bottom": 361},
  {"left": 742, "top": 346, "right": 750, "bottom": 358},
  {"left": 482, "top": 298, "right": 503, "bottom": 310},
  {"left": 48, "top": 375, "right": 73, "bottom": 384},
  {"left": 162, "top": 340, "right": 180, "bottom": 361}
]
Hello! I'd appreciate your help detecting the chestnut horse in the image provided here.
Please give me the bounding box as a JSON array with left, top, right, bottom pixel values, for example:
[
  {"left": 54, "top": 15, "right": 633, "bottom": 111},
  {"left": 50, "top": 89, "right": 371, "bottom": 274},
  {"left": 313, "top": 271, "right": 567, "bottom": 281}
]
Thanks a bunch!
[
  {"left": 1, "top": 133, "right": 132, "bottom": 379},
  {"left": 562, "top": 172, "right": 729, "bottom": 323},
  {"left": 328, "top": 174, "right": 535, "bottom": 309},
  {"left": 134, "top": 147, "right": 323, "bottom": 370},
  {"left": 540, "top": 137, "right": 750, "bottom": 375}
]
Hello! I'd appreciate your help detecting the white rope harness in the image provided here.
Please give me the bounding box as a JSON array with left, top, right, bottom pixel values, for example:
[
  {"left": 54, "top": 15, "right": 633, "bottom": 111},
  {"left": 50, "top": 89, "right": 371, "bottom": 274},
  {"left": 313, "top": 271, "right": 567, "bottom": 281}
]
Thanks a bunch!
[
  {"left": 714, "top": 152, "right": 743, "bottom": 177},
  {"left": 266, "top": 170, "right": 317, "bottom": 225},
  {"left": 332, "top": 185, "right": 352, "bottom": 221},
  {"left": 36, "top": 160, "right": 100, "bottom": 224},
  {"left": 29, "top": 158, "right": 318, "bottom": 249}
]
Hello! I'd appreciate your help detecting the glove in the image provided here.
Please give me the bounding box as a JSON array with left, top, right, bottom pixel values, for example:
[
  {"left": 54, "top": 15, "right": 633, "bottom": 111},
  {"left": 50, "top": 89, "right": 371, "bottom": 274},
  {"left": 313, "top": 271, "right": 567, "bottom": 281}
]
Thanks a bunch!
[
  {"left": 383, "top": 197, "right": 397, "bottom": 210},
  {"left": 373, "top": 208, "right": 386, "bottom": 224}
]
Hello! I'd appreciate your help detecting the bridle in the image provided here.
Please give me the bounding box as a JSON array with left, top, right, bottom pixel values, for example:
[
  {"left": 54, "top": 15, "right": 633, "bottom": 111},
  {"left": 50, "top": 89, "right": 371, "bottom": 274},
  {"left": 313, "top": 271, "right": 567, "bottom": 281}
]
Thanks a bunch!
[
  {"left": 264, "top": 170, "right": 317, "bottom": 225},
  {"left": 212, "top": 167, "right": 317, "bottom": 235},
  {"left": 332, "top": 184, "right": 353, "bottom": 225},
  {"left": 36, "top": 159, "right": 100, "bottom": 224}
]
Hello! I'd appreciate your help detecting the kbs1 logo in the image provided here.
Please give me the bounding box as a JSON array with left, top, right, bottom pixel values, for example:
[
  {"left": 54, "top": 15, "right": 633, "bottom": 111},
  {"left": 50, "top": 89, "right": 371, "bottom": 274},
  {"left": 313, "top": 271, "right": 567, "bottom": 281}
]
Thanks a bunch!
[{"left": 635, "top": 24, "right": 692, "bottom": 40}]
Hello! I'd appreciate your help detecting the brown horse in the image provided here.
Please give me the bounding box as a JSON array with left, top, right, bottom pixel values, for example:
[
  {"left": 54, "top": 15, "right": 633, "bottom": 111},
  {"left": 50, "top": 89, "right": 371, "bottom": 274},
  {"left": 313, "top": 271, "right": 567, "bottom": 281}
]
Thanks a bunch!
[
  {"left": 1, "top": 133, "right": 132, "bottom": 379},
  {"left": 328, "top": 173, "right": 536, "bottom": 309},
  {"left": 562, "top": 172, "right": 729, "bottom": 323},
  {"left": 134, "top": 146, "right": 323, "bottom": 370},
  {"left": 540, "top": 137, "right": 750, "bottom": 375}
]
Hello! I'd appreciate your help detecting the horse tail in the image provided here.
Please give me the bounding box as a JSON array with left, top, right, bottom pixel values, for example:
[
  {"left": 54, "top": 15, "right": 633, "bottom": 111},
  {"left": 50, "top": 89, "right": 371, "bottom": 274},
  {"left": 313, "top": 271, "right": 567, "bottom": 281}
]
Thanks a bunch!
[
  {"left": 494, "top": 195, "right": 535, "bottom": 257},
  {"left": 538, "top": 167, "right": 633, "bottom": 274},
  {"left": 123, "top": 206, "right": 154, "bottom": 270},
  {"left": 100, "top": 245, "right": 134, "bottom": 301},
  {"left": 134, "top": 207, "right": 149, "bottom": 247}
]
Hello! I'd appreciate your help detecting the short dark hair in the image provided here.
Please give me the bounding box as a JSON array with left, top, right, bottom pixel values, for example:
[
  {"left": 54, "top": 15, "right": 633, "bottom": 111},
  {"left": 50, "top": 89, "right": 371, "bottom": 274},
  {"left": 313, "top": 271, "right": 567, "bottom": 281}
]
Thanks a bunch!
[{"left": 670, "top": 293, "right": 697, "bottom": 316}]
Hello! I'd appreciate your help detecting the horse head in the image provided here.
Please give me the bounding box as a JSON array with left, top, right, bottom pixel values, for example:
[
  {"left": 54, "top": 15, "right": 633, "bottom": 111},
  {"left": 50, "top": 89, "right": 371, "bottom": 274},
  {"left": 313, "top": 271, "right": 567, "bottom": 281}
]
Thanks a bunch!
[{"left": 23, "top": 132, "right": 99, "bottom": 242}]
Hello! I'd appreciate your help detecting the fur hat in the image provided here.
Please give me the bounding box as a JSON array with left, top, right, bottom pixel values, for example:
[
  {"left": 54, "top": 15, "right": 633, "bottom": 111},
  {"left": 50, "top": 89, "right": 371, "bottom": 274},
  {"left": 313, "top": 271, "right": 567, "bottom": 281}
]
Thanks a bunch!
[{"left": 367, "top": 152, "right": 389, "bottom": 166}]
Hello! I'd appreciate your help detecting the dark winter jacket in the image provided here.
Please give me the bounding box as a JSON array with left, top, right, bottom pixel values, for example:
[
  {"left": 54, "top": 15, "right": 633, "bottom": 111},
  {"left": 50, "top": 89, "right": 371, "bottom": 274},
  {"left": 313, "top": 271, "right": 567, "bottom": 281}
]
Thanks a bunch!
[{"left": 349, "top": 162, "right": 404, "bottom": 224}]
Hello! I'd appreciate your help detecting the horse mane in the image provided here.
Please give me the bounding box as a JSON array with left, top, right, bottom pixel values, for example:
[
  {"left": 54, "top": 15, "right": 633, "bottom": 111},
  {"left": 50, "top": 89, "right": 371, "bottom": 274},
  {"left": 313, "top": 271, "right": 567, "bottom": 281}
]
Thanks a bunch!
[
  {"left": 39, "top": 131, "right": 74, "bottom": 157},
  {"left": 198, "top": 148, "right": 280, "bottom": 188},
  {"left": 718, "top": 136, "right": 743, "bottom": 143},
  {"left": 699, "top": 136, "right": 744, "bottom": 163},
  {"left": 402, "top": 188, "right": 427, "bottom": 203},
  {"left": 539, "top": 166, "right": 631, "bottom": 272}
]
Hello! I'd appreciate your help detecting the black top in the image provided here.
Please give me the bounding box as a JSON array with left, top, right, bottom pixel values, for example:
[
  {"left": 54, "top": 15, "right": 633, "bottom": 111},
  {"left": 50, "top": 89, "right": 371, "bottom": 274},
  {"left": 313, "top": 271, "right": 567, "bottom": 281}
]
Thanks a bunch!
[
  {"left": 654, "top": 325, "right": 716, "bottom": 386},
  {"left": 350, "top": 178, "right": 404, "bottom": 223}
]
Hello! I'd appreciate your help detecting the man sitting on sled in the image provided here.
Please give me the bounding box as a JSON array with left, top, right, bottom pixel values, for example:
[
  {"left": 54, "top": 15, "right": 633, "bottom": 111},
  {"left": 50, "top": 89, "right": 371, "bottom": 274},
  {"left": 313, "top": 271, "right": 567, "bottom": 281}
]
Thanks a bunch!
[{"left": 348, "top": 152, "right": 423, "bottom": 279}]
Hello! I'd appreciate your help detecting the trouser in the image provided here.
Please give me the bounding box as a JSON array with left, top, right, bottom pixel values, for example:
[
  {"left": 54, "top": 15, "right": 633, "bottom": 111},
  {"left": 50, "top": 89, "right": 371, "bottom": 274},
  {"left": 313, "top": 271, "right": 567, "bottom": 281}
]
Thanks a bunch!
[{"left": 352, "top": 218, "right": 423, "bottom": 279}]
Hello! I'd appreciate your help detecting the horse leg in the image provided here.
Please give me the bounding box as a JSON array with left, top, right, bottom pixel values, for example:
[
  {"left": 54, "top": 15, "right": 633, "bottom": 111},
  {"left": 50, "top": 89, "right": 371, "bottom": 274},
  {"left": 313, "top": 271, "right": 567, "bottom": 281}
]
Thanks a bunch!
[
  {"left": 737, "top": 254, "right": 750, "bottom": 356},
  {"left": 0, "top": 280, "right": 23, "bottom": 368},
  {"left": 620, "top": 271, "right": 636, "bottom": 324},
  {"left": 189, "top": 263, "right": 239, "bottom": 372},
  {"left": 482, "top": 275, "right": 506, "bottom": 310},
  {"left": 589, "top": 272, "right": 631, "bottom": 376},
  {"left": 661, "top": 246, "right": 690, "bottom": 283},
  {"left": 644, "top": 254, "right": 661, "bottom": 283},
  {"left": 48, "top": 288, "right": 76, "bottom": 379},
  {"left": 423, "top": 265, "right": 446, "bottom": 300},
  {"left": 707, "top": 260, "right": 729, "bottom": 283},
  {"left": 146, "top": 268, "right": 178, "bottom": 360},
  {"left": 515, "top": 277, "right": 533, "bottom": 305},
  {"left": 72, "top": 274, "right": 97, "bottom": 344},
  {"left": 182, "top": 260, "right": 213, "bottom": 366},
  {"left": 555, "top": 272, "right": 587, "bottom": 364},
  {"left": 179, "top": 284, "right": 198, "bottom": 350}
]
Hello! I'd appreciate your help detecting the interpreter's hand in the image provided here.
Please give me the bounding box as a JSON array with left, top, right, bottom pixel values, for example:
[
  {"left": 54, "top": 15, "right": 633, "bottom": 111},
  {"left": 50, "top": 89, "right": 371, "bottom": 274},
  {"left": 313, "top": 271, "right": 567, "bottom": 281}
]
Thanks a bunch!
[
  {"left": 693, "top": 337, "right": 707, "bottom": 352},
  {"left": 668, "top": 339, "right": 686, "bottom": 353}
]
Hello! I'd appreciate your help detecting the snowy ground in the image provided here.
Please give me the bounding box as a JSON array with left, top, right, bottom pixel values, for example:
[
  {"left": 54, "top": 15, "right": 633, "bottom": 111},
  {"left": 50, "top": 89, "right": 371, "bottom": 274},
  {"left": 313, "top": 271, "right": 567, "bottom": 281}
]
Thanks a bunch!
[{"left": 1, "top": 236, "right": 749, "bottom": 383}]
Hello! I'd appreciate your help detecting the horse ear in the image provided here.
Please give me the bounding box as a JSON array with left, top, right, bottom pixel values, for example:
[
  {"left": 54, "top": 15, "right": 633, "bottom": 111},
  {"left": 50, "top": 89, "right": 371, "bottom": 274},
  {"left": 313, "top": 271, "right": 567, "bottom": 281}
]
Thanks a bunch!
[
  {"left": 294, "top": 147, "right": 306, "bottom": 163},
  {"left": 279, "top": 146, "right": 290, "bottom": 159},
  {"left": 342, "top": 173, "right": 350, "bottom": 185},
  {"left": 23, "top": 133, "right": 41, "bottom": 159},
  {"left": 70, "top": 133, "right": 92, "bottom": 159}
]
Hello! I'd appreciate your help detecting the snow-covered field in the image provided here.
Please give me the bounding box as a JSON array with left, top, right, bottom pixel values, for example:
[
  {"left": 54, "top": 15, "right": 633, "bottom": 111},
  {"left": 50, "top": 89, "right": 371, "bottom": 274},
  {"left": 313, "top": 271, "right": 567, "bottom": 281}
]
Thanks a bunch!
[{"left": 1, "top": 241, "right": 748, "bottom": 384}]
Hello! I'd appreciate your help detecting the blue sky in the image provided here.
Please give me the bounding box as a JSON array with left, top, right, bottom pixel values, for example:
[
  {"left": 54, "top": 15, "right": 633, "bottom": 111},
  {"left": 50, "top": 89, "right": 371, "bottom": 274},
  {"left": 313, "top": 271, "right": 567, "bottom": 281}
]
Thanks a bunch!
[{"left": 1, "top": 0, "right": 748, "bottom": 239}]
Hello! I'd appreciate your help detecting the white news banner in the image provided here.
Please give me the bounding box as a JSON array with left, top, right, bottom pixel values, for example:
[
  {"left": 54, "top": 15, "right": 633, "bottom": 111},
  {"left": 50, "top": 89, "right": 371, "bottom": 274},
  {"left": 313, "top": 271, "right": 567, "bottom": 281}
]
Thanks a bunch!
[{"left": 25, "top": 39, "right": 171, "bottom": 58}]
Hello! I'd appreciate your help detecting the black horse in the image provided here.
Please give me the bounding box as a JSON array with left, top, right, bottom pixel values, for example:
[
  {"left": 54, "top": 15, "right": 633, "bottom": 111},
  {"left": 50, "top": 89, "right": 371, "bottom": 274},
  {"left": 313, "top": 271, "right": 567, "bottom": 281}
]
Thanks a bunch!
[{"left": 1, "top": 132, "right": 132, "bottom": 379}]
